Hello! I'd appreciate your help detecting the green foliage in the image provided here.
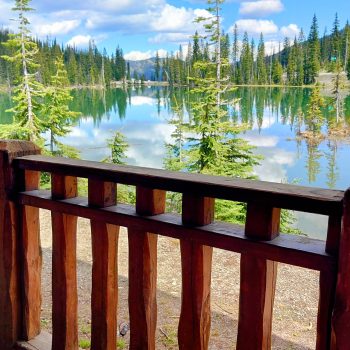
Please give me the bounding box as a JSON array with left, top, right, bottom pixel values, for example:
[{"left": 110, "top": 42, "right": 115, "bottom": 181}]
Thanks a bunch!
[
  {"left": 305, "top": 86, "right": 325, "bottom": 134},
  {"left": 41, "top": 54, "right": 80, "bottom": 155},
  {"left": 78, "top": 339, "right": 91, "bottom": 349},
  {"left": 1, "top": 0, "right": 45, "bottom": 142},
  {"left": 104, "top": 131, "right": 129, "bottom": 164}
]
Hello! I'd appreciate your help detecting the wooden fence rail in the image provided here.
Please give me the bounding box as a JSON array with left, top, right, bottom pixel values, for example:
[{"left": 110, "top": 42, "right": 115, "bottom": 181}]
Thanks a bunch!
[{"left": 0, "top": 140, "right": 349, "bottom": 350}]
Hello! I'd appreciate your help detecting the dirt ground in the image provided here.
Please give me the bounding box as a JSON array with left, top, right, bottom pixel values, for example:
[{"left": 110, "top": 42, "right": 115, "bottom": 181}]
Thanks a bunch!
[{"left": 39, "top": 209, "right": 319, "bottom": 349}]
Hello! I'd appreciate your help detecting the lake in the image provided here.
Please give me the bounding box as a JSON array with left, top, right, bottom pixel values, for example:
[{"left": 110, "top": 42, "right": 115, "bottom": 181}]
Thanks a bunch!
[{"left": 1, "top": 86, "right": 350, "bottom": 238}]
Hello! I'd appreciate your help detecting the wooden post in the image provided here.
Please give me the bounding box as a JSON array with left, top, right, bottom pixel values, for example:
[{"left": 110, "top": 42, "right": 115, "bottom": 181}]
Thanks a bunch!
[
  {"left": 128, "top": 187, "right": 165, "bottom": 350},
  {"left": 315, "top": 213, "right": 341, "bottom": 350},
  {"left": 20, "top": 169, "right": 42, "bottom": 340},
  {"left": 331, "top": 189, "right": 350, "bottom": 349},
  {"left": 89, "top": 180, "right": 119, "bottom": 350},
  {"left": 178, "top": 195, "right": 214, "bottom": 350},
  {"left": 51, "top": 174, "right": 78, "bottom": 350},
  {"left": 0, "top": 140, "right": 40, "bottom": 350},
  {"left": 237, "top": 203, "right": 280, "bottom": 350}
]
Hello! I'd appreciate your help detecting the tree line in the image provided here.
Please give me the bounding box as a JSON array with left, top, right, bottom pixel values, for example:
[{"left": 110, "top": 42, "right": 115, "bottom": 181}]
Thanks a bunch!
[
  {"left": 158, "top": 13, "right": 350, "bottom": 86},
  {"left": 0, "top": 28, "right": 126, "bottom": 87}
]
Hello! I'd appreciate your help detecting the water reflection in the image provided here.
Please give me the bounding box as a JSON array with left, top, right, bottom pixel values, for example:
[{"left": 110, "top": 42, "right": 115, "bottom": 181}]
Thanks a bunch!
[{"left": 1, "top": 86, "right": 350, "bottom": 237}]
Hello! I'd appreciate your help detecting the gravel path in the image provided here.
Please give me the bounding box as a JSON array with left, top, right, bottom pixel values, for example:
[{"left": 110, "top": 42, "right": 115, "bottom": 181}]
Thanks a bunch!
[{"left": 39, "top": 209, "right": 319, "bottom": 349}]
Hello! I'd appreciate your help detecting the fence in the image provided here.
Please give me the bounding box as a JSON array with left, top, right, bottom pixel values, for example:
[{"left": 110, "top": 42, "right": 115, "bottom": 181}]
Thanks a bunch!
[{"left": 1, "top": 140, "right": 349, "bottom": 350}]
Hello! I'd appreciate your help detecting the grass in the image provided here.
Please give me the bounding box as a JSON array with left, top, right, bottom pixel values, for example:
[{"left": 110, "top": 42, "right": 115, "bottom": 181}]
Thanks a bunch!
[{"left": 79, "top": 339, "right": 91, "bottom": 349}]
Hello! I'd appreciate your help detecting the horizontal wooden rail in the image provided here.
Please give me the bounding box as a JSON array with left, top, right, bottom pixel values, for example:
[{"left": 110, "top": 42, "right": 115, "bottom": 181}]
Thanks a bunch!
[
  {"left": 14, "top": 155, "right": 344, "bottom": 215},
  {"left": 18, "top": 190, "right": 334, "bottom": 271}
]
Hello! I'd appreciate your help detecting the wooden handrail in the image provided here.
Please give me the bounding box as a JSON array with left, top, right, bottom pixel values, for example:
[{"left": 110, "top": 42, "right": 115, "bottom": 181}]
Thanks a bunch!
[
  {"left": 15, "top": 155, "right": 343, "bottom": 215},
  {"left": 1, "top": 140, "right": 350, "bottom": 350}
]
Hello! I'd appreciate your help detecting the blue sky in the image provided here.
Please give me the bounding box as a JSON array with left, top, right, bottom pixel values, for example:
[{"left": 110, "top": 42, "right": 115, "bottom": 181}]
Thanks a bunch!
[{"left": 1, "top": 0, "right": 349, "bottom": 60}]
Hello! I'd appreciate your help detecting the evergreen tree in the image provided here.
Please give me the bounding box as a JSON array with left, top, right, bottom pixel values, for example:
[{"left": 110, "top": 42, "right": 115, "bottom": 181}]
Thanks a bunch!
[
  {"left": 330, "top": 13, "right": 341, "bottom": 64},
  {"left": 1, "top": 0, "right": 44, "bottom": 141},
  {"left": 240, "top": 32, "right": 252, "bottom": 84},
  {"left": 232, "top": 24, "right": 239, "bottom": 83},
  {"left": 105, "top": 131, "right": 128, "bottom": 164},
  {"left": 256, "top": 33, "right": 267, "bottom": 85},
  {"left": 271, "top": 56, "right": 283, "bottom": 84},
  {"left": 41, "top": 54, "right": 79, "bottom": 155},
  {"left": 155, "top": 51, "right": 161, "bottom": 81},
  {"left": 304, "top": 14, "right": 320, "bottom": 84},
  {"left": 305, "top": 86, "right": 324, "bottom": 135}
]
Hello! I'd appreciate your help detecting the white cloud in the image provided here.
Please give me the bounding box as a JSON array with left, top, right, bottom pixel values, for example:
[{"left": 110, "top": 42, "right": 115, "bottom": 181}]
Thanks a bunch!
[
  {"left": 125, "top": 49, "right": 167, "bottom": 61},
  {"left": 66, "top": 35, "right": 92, "bottom": 47},
  {"left": 149, "top": 33, "right": 191, "bottom": 44},
  {"left": 233, "top": 19, "right": 279, "bottom": 35},
  {"left": 35, "top": 20, "right": 81, "bottom": 36},
  {"left": 130, "top": 96, "right": 155, "bottom": 106},
  {"left": 239, "top": 0, "right": 284, "bottom": 17},
  {"left": 280, "top": 24, "right": 300, "bottom": 39},
  {"left": 265, "top": 40, "right": 281, "bottom": 55}
]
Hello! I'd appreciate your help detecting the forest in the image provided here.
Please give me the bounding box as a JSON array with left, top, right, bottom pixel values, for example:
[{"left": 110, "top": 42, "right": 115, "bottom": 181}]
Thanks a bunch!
[{"left": 0, "top": 14, "right": 350, "bottom": 87}]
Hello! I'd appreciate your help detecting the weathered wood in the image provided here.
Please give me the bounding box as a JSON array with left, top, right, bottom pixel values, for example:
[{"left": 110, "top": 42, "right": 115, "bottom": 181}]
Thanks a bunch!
[
  {"left": 89, "top": 180, "right": 119, "bottom": 350},
  {"left": 51, "top": 175, "right": 78, "bottom": 350},
  {"left": 326, "top": 213, "right": 342, "bottom": 255},
  {"left": 0, "top": 140, "right": 40, "bottom": 350},
  {"left": 18, "top": 190, "right": 335, "bottom": 271},
  {"left": 315, "top": 213, "right": 342, "bottom": 349},
  {"left": 178, "top": 194, "right": 214, "bottom": 350},
  {"left": 237, "top": 203, "right": 280, "bottom": 350},
  {"left": 20, "top": 170, "right": 41, "bottom": 340},
  {"left": 128, "top": 187, "right": 165, "bottom": 350},
  {"left": 332, "top": 188, "right": 350, "bottom": 349},
  {"left": 317, "top": 267, "right": 337, "bottom": 350},
  {"left": 15, "top": 155, "right": 344, "bottom": 215}
]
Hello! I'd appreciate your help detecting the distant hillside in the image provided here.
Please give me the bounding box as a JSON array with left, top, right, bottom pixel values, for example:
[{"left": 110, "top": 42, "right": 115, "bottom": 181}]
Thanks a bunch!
[{"left": 127, "top": 58, "right": 157, "bottom": 80}]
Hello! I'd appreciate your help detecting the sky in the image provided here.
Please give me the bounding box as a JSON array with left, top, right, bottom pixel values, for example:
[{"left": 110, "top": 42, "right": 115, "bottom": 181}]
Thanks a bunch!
[{"left": 0, "top": 0, "right": 349, "bottom": 60}]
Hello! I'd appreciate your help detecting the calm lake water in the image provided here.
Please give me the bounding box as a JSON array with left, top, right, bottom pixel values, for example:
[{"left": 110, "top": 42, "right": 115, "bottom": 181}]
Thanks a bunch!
[{"left": 1, "top": 86, "right": 350, "bottom": 238}]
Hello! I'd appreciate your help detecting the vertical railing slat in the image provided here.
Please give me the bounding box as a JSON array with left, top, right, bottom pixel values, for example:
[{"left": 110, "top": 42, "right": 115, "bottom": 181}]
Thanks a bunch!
[
  {"left": 237, "top": 203, "right": 280, "bottom": 350},
  {"left": 89, "top": 179, "right": 119, "bottom": 350},
  {"left": 51, "top": 174, "right": 78, "bottom": 350},
  {"left": 178, "top": 194, "right": 214, "bottom": 350},
  {"left": 20, "top": 169, "right": 42, "bottom": 340},
  {"left": 332, "top": 188, "right": 350, "bottom": 349},
  {"left": 128, "top": 187, "right": 166, "bottom": 350}
]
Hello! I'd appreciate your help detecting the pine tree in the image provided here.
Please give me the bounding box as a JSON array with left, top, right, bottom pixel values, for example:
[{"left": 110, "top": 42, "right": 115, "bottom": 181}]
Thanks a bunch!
[
  {"left": 305, "top": 86, "right": 324, "bottom": 135},
  {"left": 1, "top": 0, "right": 45, "bottom": 141},
  {"left": 41, "top": 54, "right": 79, "bottom": 155},
  {"left": 240, "top": 32, "right": 252, "bottom": 84},
  {"left": 232, "top": 24, "right": 239, "bottom": 83},
  {"left": 256, "top": 33, "right": 267, "bottom": 85},
  {"left": 296, "top": 29, "right": 305, "bottom": 85},
  {"left": 155, "top": 51, "right": 161, "bottom": 81},
  {"left": 271, "top": 56, "right": 283, "bottom": 84},
  {"left": 304, "top": 14, "right": 320, "bottom": 84},
  {"left": 330, "top": 13, "right": 341, "bottom": 65},
  {"left": 105, "top": 131, "right": 128, "bottom": 164}
]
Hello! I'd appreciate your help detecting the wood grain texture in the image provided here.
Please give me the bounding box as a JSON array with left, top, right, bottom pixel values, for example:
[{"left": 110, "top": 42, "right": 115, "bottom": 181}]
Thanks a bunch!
[
  {"left": 178, "top": 194, "right": 214, "bottom": 350},
  {"left": 237, "top": 203, "right": 280, "bottom": 350},
  {"left": 15, "top": 155, "right": 344, "bottom": 215},
  {"left": 0, "top": 140, "right": 40, "bottom": 350},
  {"left": 128, "top": 187, "right": 165, "bottom": 350},
  {"left": 20, "top": 170, "right": 41, "bottom": 340},
  {"left": 332, "top": 188, "right": 350, "bottom": 349},
  {"left": 18, "top": 191, "right": 335, "bottom": 271},
  {"left": 51, "top": 174, "right": 78, "bottom": 350},
  {"left": 89, "top": 180, "right": 119, "bottom": 350},
  {"left": 317, "top": 267, "right": 337, "bottom": 350}
]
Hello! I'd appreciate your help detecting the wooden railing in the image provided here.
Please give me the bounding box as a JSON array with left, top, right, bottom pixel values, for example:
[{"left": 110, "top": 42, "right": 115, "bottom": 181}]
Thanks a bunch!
[{"left": 1, "top": 139, "right": 350, "bottom": 350}]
